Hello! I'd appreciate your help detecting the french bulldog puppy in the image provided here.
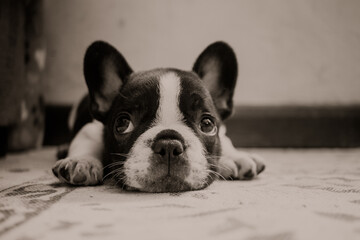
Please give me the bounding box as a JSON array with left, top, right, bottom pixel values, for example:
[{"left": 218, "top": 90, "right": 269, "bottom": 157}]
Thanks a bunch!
[{"left": 52, "top": 41, "right": 265, "bottom": 192}]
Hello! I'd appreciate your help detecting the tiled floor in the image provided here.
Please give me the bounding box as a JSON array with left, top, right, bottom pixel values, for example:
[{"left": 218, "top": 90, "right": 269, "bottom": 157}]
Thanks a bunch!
[{"left": 1, "top": 148, "right": 360, "bottom": 240}]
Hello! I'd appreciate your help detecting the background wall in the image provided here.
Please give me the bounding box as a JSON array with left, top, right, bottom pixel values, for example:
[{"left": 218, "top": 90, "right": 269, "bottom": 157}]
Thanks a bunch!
[{"left": 43, "top": 0, "right": 360, "bottom": 106}]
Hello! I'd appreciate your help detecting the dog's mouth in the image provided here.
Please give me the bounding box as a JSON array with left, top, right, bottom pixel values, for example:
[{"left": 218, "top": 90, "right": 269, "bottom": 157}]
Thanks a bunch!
[
  {"left": 128, "top": 175, "right": 192, "bottom": 193},
  {"left": 121, "top": 161, "right": 212, "bottom": 193},
  {"left": 107, "top": 155, "right": 215, "bottom": 193}
]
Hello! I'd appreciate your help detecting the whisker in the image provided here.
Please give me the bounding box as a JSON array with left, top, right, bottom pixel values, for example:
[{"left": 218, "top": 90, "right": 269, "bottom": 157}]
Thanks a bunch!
[
  {"left": 208, "top": 162, "right": 232, "bottom": 172},
  {"left": 206, "top": 172, "right": 215, "bottom": 182},
  {"left": 114, "top": 175, "right": 128, "bottom": 189},
  {"left": 206, "top": 169, "right": 227, "bottom": 181},
  {"left": 104, "top": 161, "right": 124, "bottom": 169},
  {"left": 102, "top": 167, "right": 124, "bottom": 181},
  {"left": 109, "top": 153, "right": 130, "bottom": 157},
  {"left": 102, "top": 171, "right": 115, "bottom": 181}
]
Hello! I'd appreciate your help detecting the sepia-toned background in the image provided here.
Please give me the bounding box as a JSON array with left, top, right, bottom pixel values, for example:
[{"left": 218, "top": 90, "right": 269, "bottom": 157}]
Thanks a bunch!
[
  {"left": 43, "top": 0, "right": 360, "bottom": 106},
  {"left": 1, "top": 0, "right": 359, "bottom": 149}
]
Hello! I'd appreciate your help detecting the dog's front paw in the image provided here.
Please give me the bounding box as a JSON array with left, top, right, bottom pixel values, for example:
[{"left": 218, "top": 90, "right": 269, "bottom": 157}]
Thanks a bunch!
[
  {"left": 52, "top": 156, "right": 103, "bottom": 185},
  {"left": 217, "top": 152, "right": 265, "bottom": 180}
]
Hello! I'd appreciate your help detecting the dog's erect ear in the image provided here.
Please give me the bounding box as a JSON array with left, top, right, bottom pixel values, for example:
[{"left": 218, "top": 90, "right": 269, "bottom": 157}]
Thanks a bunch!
[
  {"left": 84, "top": 41, "right": 133, "bottom": 121},
  {"left": 193, "top": 42, "right": 238, "bottom": 120}
]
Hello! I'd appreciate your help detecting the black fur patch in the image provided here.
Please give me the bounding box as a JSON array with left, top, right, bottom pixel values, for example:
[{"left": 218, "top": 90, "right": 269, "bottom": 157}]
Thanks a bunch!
[
  {"left": 102, "top": 70, "right": 162, "bottom": 181},
  {"left": 177, "top": 70, "right": 221, "bottom": 173}
]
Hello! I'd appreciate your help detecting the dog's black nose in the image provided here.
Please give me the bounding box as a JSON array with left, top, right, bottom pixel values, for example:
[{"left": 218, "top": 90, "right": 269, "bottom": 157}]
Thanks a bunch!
[{"left": 152, "top": 139, "right": 184, "bottom": 159}]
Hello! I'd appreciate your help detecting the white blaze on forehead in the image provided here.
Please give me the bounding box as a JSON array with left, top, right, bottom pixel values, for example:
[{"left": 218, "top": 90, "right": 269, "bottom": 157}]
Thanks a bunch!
[{"left": 156, "top": 72, "right": 183, "bottom": 125}]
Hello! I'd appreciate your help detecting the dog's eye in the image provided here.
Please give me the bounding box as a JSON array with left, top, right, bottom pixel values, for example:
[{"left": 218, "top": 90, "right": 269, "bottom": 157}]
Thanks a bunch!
[
  {"left": 114, "top": 114, "right": 134, "bottom": 134},
  {"left": 199, "top": 117, "right": 217, "bottom": 136}
]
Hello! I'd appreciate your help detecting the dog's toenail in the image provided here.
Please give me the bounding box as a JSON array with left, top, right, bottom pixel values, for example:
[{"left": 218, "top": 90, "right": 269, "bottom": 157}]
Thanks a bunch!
[
  {"left": 257, "top": 165, "right": 265, "bottom": 174},
  {"left": 244, "top": 170, "right": 254, "bottom": 179},
  {"left": 59, "top": 167, "right": 71, "bottom": 182},
  {"left": 70, "top": 162, "right": 78, "bottom": 172},
  {"left": 52, "top": 168, "right": 58, "bottom": 177}
]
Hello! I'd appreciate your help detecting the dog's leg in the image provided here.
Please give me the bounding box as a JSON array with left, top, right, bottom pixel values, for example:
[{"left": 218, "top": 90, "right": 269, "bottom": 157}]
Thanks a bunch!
[
  {"left": 52, "top": 120, "right": 104, "bottom": 185},
  {"left": 217, "top": 125, "right": 265, "bottom": 180}
]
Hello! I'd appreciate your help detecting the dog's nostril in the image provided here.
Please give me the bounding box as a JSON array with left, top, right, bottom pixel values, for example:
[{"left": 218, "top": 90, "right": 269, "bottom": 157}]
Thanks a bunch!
[
  {"left": 153, "top": 139, "right": 184, "bottom": 159},
  {"left": 173, "top": 146, "right": 183, "bottom": 156},
  {"left": 159, "top": 148, "right": 166, "bottom": 156}
]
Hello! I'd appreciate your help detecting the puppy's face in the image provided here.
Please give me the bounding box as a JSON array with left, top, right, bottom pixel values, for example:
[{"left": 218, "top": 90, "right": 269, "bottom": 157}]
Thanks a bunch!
[
  {"left": 84, "top": 41, "right": 237, "bottom": 192},
  {"left": 105, "top": 69, "right": 221, "bottom": 192}
]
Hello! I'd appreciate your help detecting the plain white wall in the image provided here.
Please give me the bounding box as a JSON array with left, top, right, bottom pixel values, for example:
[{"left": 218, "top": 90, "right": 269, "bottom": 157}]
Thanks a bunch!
[{"left": 43, "top": 0, "right": 360, "bottom": 106}]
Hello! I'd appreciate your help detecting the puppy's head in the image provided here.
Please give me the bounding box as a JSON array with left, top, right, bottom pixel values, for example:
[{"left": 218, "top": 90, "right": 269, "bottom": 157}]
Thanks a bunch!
[{"left": 84, "top": 41, "right": 237, "bottom": 192}]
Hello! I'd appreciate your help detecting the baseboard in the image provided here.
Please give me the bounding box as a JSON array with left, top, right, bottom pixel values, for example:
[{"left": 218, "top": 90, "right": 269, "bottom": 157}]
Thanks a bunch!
[
  {"left": 225, "top": 105, "right": 360, "bottom": 148},
  {"left": 44, "top": 105, "right": 360, "bottom": 148}
]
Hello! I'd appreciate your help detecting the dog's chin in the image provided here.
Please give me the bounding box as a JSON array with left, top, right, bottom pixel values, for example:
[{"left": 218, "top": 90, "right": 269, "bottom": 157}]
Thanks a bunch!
[{"left": 124, "top": 175, "right": 210, "bottom": 193}]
